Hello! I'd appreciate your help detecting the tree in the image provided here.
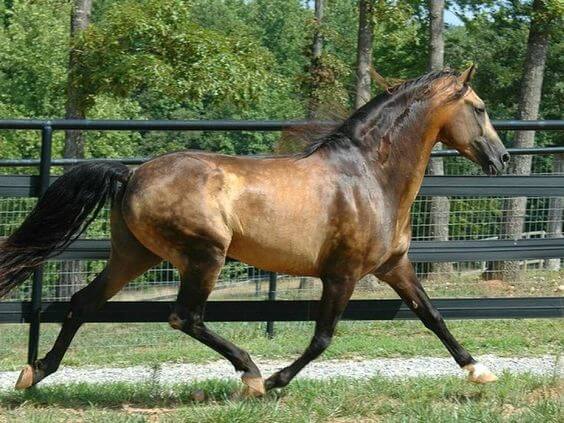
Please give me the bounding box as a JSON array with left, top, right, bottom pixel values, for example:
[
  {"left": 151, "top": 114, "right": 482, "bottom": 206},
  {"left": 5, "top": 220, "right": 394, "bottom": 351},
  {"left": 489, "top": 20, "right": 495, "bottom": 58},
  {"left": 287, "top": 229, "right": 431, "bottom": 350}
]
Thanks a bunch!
[
  {"left": 74, "top": 0, "right": 273, "bottom": 113},
  {"left": 0, "top": 0, "right": 69, "bottom": 165},
  {"left": 493, "top": 0, "right": 553, "bottom": 280},
  {"left": 59, "top": 0, "right": 93, "bottom": 300},
  {"left": 354, "top": 0, "right": 374, "bottom": 109},
  {"left": 426, "top": 0, "right": 452, "bottom": 276},
  {"left": 64, "top": 0, "right": 91, "bottom": 160},
  {"left": 428, "top": 0, "right": 444, "bottom": 71},
  {"left": 307, "top": 0, "right": 325, "bottom": 118}
]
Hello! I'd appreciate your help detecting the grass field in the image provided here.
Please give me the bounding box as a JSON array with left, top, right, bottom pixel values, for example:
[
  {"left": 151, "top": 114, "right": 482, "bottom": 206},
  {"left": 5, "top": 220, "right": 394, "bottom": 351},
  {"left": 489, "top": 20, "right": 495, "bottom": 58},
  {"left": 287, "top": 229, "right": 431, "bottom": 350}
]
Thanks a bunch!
[
  {"left": 0, "top": 374, "right": 561, "bottom": 422},
  {"left": 1, "top": 319, "right": 562, "bottom": 371},
  {"left": 114, "top": 269, "right": 564, "bottom": 301}
]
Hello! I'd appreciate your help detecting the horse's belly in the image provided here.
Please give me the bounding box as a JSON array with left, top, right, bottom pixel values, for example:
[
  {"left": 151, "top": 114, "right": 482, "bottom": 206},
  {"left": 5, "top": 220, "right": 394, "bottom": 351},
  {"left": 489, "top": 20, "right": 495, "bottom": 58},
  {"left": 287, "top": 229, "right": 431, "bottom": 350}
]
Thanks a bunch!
[{"left": 227, "top": 233, "right": 321, "bottom": 277}]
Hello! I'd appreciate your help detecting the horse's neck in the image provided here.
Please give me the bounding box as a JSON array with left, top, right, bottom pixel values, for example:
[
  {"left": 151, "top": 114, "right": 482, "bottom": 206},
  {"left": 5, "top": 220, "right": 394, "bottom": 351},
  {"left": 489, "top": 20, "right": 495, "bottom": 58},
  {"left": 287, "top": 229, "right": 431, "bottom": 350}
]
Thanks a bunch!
[{"left": 376, "top": 119, "right": 439, "bottom": 216}]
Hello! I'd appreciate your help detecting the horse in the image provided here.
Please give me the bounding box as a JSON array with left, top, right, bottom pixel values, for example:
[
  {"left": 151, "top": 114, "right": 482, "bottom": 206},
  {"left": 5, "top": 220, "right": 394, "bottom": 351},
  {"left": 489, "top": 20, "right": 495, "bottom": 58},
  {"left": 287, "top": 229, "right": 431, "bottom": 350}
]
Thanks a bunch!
[{"left": 0, "top": 66, "right": 509, "bottom": 396}]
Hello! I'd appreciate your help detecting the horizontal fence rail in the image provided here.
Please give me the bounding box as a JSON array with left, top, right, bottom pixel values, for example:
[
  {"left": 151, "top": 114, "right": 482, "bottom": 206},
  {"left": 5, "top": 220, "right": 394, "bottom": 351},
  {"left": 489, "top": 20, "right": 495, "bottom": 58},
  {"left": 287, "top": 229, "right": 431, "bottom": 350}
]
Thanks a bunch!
[
  {"left": 0, "top": 147, "right": 562, "bottom": 168},
  {"left": 0, "top": 118, "right": 562, "bottom": 131},
  {"left": 0, "top": 119, "right": 561, "bottom": 363},
  {"left": 1, "top": 297, "right": 562, "bottom": 324},
  {"left": 0, "top": 119, "right": 562, "bottom": 168},
  {"left": 28, "top": 237, "right": 564, "bottom": 263}
]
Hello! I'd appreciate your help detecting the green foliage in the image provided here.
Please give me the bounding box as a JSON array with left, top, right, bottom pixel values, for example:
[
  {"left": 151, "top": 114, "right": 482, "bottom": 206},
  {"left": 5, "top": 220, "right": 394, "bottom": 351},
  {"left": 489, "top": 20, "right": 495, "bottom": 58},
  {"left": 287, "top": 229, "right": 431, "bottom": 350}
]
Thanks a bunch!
[
  {"left": 74, "top": 0, "right": 274, "bottom": 110},
  {"left": 0, "top": 0, "right": 557, "bottom": 158},
  {"left": 0, "top": 0, "right": 68, "bottom": 163},
  {"left": 445, "top": 1, "right": 561, "bottom": 152},
  {"left": 0, "top": 0, "right": 69, "bottom": 117}
]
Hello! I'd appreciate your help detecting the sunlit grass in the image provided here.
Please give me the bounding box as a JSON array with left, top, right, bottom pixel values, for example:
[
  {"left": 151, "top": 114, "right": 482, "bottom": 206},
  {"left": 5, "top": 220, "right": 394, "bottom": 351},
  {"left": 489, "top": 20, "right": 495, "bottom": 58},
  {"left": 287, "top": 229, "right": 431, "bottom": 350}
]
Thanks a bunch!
[
  {"left": 0, "top": 373, "right": 561, "bottom": 422},
  {"left": 0, "top": 319, "right": 562, "bottom": 371}
]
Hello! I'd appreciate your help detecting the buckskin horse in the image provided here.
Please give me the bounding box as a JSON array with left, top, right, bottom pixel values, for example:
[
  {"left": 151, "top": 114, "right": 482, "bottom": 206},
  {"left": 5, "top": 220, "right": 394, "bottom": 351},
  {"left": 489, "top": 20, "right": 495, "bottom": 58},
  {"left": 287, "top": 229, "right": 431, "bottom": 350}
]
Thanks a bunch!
[{"left": 0, "top": 66, "right": 509, "bottom": 395}]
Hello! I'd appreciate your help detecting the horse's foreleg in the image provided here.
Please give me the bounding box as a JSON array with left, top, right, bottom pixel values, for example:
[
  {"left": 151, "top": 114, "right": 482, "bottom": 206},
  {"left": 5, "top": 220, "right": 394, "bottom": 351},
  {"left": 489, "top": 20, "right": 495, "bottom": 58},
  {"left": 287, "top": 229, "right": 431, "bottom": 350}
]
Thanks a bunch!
[
  {"left": 375, "top": 255, "right": 497, "bottom": 384},
  {"left": 264, "top": 276, "right": 355, "bottom": 390},
  {"left": 169, "top": 250, "right": 264, "bottom": 396}
]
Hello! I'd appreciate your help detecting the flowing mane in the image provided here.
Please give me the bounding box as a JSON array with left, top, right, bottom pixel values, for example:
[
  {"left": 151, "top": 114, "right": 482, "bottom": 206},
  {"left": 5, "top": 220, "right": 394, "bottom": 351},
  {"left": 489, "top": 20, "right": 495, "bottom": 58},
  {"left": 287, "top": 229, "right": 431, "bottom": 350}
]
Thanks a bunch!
[{"left": 300, "top": 69, "right": 466, "bottom": 158}]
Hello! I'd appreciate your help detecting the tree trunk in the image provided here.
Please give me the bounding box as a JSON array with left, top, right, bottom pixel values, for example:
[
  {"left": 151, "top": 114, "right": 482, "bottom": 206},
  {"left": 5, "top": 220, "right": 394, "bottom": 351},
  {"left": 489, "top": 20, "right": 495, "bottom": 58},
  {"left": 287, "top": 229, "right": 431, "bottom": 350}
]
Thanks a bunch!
[
  {"left": 307, "top": 0, "right": 324, "bottom": 118},
  {"left": 426, "top": 0, "right": 452, "bottom": 275},
  {"left": 58, "top": 0, "right": 93, "bottom": 301},
  {"left": 427, "top": 0, "right": 444, "bottom": 72},
  {"left": 490, "top": 0, "right": 550, "bottom": 281},
  {"left": 354, "top": 0, "right": 374, "bottom": 109},
  {"left": 298, "top": 277, "right": 314, "bottom": 291},
  {"left": 544, "top": 154, "right": 562, "bottom": 270}
]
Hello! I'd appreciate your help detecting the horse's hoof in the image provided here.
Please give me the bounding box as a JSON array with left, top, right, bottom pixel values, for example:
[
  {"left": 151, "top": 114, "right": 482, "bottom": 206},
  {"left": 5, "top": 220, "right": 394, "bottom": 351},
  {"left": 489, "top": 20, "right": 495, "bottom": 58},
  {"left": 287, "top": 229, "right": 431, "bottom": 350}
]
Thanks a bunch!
[
  {"left": 264, "top": 370, "right": 282, "bottom": 389},
  {"left": 14, "top": 365, "right": 35, "bottom": 390},
  {"left": 241, "top": 375, "right": 266, "bottom": 397},
  {"left": 464, "top": 362, "right": 498, "bottom": 384}
]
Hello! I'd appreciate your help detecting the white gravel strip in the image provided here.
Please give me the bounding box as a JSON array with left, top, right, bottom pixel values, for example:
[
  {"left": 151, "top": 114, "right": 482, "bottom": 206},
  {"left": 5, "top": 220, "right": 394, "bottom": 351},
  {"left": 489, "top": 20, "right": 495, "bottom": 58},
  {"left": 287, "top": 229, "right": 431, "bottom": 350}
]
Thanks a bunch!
[{"left": 0, "top": 355, "right": 560, "bottom": 391}]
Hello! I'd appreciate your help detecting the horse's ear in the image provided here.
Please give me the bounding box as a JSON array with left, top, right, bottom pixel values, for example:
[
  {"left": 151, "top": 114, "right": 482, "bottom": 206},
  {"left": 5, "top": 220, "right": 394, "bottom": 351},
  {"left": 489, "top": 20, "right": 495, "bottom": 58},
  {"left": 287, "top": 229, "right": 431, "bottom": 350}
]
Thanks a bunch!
[{"left": 458, "top": 64, "right": 476, "bottom": 85}]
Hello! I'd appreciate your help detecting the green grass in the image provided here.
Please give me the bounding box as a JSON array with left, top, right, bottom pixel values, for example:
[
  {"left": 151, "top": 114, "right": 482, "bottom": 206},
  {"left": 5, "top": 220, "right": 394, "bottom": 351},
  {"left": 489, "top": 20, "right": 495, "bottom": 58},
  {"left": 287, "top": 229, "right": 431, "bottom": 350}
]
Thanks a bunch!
[
  {"left": 1, "top": 319, "right": 562, "bottom": 371},
  {"left": 0, "top": 373, "right": 561, "bottom": 422},
  {"left": 219, "top": 269, "right": 564, "bottom": 301}
]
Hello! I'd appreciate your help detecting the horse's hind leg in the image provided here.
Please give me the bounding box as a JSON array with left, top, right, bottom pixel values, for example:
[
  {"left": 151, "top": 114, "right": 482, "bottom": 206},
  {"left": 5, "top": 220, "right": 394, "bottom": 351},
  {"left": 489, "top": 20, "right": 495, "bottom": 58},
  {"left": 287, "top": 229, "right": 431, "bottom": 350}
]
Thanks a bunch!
[
  {"left": 168, "top": 245, "right": 264, "bottom": 396},
  {"left": 375, "top": 255, "right": 497, "bottom": 384},
  {"left": 15, "top": 210, "right": 161, "bottom": 389}
]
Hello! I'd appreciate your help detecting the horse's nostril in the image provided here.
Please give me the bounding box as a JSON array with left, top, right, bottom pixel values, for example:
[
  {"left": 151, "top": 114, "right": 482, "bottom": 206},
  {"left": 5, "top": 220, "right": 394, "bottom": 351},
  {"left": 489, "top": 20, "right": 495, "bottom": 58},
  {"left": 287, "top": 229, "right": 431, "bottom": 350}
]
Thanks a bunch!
[{"left": 502, "top": 153, "right": 510, "bottom": 163}]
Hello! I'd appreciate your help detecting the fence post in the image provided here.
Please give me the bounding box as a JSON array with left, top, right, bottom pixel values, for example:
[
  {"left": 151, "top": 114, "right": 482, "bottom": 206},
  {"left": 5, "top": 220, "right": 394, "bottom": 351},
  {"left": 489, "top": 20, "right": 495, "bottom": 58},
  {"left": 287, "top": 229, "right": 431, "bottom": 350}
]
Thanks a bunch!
[
  {"left": 27, "top": 124, "right": 52, "bottom": 365},
  {"left": 266, "top": 271, "right": 277, "bottom": 338}
]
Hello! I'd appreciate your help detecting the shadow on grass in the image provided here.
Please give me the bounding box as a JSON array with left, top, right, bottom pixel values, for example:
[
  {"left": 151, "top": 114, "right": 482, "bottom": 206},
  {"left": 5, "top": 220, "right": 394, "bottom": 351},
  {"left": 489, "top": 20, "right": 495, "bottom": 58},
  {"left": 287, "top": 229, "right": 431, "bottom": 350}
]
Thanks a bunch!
[
  {"left": 0, "top": 379, "right": 283, "bottom": 410},
  {"left": 1, "top": 373, "right": 558, "bottom": 413}
]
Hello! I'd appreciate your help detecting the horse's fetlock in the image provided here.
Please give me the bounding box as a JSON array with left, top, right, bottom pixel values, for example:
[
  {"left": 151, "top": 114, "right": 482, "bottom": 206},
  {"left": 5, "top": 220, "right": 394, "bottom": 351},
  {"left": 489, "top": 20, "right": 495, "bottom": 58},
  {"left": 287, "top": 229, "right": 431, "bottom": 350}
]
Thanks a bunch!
[
  {"left": 276, "top": 370, "right": 291, "bottom": 387},
  {"left": 189, "top": 322, "right": 206, "bottom": 337}
]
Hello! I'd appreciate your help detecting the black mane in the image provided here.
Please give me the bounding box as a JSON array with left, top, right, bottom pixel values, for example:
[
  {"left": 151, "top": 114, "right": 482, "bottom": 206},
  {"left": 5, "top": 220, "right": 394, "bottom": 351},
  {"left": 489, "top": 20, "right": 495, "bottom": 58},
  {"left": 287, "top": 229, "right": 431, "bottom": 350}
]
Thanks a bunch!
[{"left": 300, "top": 69, "right": 462, "bottom": 158}]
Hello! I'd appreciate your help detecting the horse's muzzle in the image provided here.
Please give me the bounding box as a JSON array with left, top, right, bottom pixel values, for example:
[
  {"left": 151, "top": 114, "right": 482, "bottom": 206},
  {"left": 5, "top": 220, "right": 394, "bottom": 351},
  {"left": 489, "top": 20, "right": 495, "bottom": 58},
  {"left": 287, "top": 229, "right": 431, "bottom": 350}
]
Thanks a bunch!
[{"left": 472, "top": 137, "right": 510, "bottom": 176}]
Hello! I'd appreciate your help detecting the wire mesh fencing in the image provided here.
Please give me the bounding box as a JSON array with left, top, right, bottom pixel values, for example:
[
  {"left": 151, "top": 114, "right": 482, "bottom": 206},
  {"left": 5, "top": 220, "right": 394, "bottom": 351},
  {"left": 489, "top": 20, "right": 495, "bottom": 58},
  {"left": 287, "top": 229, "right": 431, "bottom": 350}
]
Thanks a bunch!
[
  {"left": 0, "top": 196, "right": 561, "bottom": 301},
  {"left": 3, "top": 256, "right": 562, "bottom": 303}
]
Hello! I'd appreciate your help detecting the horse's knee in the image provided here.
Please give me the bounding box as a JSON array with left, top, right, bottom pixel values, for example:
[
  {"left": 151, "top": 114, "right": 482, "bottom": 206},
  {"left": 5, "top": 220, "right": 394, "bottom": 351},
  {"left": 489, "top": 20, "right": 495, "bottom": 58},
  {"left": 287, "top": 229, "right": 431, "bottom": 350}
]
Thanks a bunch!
[
  {"left": 67, "top": 271, "right": 111, "bottom": 318},
  {"left": 67, "top": 291, "right": 96, "bottom": 320},
  {"left": 168, "top": 312, "right": 186, "bottom": 330},
  {"left": 168, "top": 311, "right": 205, "bottom": 336}
]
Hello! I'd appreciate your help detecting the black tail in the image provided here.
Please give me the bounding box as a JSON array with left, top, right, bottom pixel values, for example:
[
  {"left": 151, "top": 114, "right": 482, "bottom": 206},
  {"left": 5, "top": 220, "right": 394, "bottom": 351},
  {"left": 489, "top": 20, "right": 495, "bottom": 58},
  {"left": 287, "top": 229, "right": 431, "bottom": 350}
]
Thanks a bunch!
[{"left": 0, "top": 161, "right": 131, "bottom": 298}]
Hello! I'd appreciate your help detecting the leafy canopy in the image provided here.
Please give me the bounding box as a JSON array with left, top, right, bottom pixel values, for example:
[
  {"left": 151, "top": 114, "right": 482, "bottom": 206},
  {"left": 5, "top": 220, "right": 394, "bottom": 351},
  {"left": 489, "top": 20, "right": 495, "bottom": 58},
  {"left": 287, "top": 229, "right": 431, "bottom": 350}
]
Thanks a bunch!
[{"left": 73, "top": 0, "right": 275, "bottom": 111}]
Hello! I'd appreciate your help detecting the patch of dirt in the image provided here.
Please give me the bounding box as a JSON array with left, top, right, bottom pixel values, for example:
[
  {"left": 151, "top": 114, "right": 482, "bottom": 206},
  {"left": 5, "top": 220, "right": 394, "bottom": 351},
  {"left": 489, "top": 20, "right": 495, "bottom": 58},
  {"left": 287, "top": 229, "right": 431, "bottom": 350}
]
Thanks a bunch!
[
  {"left": 501, "top": 403, "right": 525, "bottom": 419},
  {"left": 122, "top": 405, "right": 177, "bottom": 423},
  {"left": 476, "top": 279, "right": 514, "bottom": 295},
  {"left": 123, "top": 405, "right": 175, "bottom": 413},
  {"left": 525, "top": 383, "right": 563, "bottom": 404}
]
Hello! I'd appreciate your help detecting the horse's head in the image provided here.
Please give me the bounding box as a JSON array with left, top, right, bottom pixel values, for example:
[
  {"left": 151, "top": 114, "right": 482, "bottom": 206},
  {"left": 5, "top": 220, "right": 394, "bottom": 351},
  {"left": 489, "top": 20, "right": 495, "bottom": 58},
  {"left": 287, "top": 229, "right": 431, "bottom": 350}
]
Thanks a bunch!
[{"left": 438, "top": 65, "right": 509, "bottom": 175}]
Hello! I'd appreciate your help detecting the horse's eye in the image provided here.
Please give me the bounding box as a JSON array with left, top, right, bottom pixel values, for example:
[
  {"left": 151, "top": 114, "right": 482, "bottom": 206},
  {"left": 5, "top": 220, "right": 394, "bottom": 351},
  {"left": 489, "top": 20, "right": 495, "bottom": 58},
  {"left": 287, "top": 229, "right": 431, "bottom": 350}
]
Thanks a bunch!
[{"left": 474, "top": 106, "right": 485, "bottom": 114}]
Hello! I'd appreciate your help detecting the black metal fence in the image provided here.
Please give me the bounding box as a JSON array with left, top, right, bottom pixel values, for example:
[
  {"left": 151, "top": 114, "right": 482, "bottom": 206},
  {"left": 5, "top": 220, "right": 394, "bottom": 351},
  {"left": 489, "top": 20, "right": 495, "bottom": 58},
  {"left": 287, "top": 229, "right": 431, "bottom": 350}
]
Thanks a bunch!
[{"left": 0, "top": 119, "right": 562, "bottom": 365}]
